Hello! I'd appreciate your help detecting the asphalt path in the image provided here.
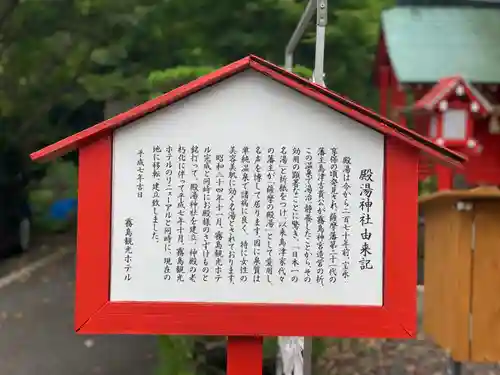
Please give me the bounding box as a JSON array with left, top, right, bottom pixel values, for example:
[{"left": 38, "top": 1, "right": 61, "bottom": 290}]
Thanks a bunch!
[{"left": 0, "top": 235, "right": 158, "bottom": 375}]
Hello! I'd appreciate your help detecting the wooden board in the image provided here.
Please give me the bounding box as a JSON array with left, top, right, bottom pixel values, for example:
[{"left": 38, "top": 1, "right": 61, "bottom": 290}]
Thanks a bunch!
[
  {"left": 471, "top": 201, "right": 500, "bottom": 362},
  {"left": 422, "top": 201, "right": 472, "bottom": 361},
  {"left": 420, "top": 187, "right": 500, "bottom": 362},
  {"left": 419, "top": 186, "right": 500, "bottom": 207}
]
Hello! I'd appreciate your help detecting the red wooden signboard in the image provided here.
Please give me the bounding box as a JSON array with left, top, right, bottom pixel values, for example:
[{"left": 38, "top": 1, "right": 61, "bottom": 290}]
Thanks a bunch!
[{"left": 31, "top": 55, "right": 464, "bottom": 375}]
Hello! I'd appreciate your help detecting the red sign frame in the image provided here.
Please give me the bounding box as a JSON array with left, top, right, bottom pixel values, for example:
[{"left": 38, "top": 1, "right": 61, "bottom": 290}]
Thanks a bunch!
[
  {"left": 75, "top": 134, "right": 414, "bottom": 337},
  {"left": 31, "top": 55, "right": 464, "bottom": 338}
]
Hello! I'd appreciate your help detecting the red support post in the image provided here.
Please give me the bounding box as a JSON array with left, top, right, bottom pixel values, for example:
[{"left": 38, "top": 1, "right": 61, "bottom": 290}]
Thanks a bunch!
[
  {"left": 389, "top": 72, "right": 407, "bottom": 127},
  {"left": 379, "top": 66, "right": 390, "bottom": 118},
  {"left": 435, "top": 163, "right": 453, "bottom": 191},
  {"left": 227, "top": 336, "right": 263, "bottom": 375}
]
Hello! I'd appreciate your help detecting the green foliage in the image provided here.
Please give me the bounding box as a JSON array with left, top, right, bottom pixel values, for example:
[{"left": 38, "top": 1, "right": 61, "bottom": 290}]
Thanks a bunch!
[
  {"left": 0, "top": 0, "right": 393, "bottom": 155},
  {"left": 263, "top": 337, "right": 278, "bottom": 358},
  {"left": 29, "top": 160, "right": 78, "bottom": 233},
  {"left": 34, "top": 159, "right": 78, "bottom": 196},
  {"left": 312, "top": 338, "right": 329, "bottom": 365},
  {"left": 292, "top": 65, "right": 314, "bottom": 80},
  {"left": 154, "top": 336, "right": 279, "bottom": 375},
  {"left": 147, "top": 64, "right": 314, "bottom": 100},
  {"left": 1, "top": 0, "right": 395, "bottom": 373},
  {"left": 156, "top": 336, "right": 195, "bottom": 375},
  {"left": 321, "top": 0, "right": 394, "bottom": 107},
  {"left": 419, "top": 176, "right": 437, "bottom": 196},
  {"left": 147, "top": 66, "right": 219, "bottom": 98}
]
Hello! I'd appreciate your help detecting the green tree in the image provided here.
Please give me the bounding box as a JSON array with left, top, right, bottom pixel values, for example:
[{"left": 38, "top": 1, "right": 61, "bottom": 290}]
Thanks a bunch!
[
  {"left": 0, "top": 2, "right": 394, "bottom": 371},
  {"left": 1, "top": 0, "right": 392, "bottom": 154}
]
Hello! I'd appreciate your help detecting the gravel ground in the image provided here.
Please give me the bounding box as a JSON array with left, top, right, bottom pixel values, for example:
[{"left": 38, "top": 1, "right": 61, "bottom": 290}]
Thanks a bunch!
[
  {"left": 318, "top": 290, "right": 500, "bottom": 375},
  {"left": 319, "top": 335, "right": 500, "bottom": 375},
  {"left": 0, "top": 233, "right": 157, "bottom": 375}
]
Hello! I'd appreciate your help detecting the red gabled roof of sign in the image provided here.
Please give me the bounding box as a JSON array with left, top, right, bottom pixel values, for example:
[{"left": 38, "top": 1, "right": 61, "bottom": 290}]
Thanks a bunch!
[
  {"left": 413, "top": 76, "right": 493, "bottom": 114},
  {"left": 30, "top": 55, "right": 465, "bottom": 167}
]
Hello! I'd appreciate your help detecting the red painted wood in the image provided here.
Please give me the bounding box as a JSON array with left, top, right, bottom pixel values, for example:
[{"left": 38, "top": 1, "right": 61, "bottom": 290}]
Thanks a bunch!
[
  {"left": 379, "top": 66, "right": 390, "bottom": 117},
  {"left": 373, "top": 33, "right": 391, "bottom": 86},
  {"left": 435, "top": 163, "right": 453, "bottom": 191},
  {"left": 30, "top": 55, "right": 465, "bottom": 167},
  {"left": 32, "top": 55, "right": 465, "bottom": 339},
  {"left": 463, "top": 118, "right": 500, "bottom": 186},
  {"left": 81, "top": 301, "right": 407, "bottom": 337},
  {"left": 418, "top": 155, "right": 434, "bottom": 181},
  {"left": 248, "top": 61, "right": 463, "bottom": 169},
  {"left": 389, "top": 72, "right": 407, "bottom": 126},
  {"left": 227, "top": 337, "right": 263, "bottom": 375},
  {"left": 73, "top": 135, "right": 418, "bottom": 338},
  {"left": 413, "top": 76, "right": 491, "bottom": 116},
  {"left": 415, "top": 96, "right": 500, "bottom": 186},
  {"left": 450, "top": 87, "right": 500, "bottom": 186},
  {"left": 414, "top": 77, "right": 460, "bottom": 111},
  {"left": 30, "top": 56, "right": 251, "bottom": 161},
  {"left": 384, "top": 137, "right": 418, "bottom": 336},
  {"left": 461, "top": 84, "right": 490, "bottom": 117},
  {"left": 75, "top": 135, "right": 112, "bottom": 331}
]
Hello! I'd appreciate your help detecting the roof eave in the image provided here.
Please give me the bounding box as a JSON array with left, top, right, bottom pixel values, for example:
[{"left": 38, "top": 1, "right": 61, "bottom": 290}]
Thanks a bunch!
[
  {"left": 31, "top": 55, "right": 465, "bottom": 169},
  {"left": 466, "top": 81, "right": 494, "bottom": 113},
  {"left": 30, "top": 56, "right": 253, "bottom": 162}
]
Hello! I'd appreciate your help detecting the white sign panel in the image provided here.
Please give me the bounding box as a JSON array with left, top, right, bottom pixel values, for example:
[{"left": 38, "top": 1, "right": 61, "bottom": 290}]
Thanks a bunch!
[{"left": 110, "top": 71, "right": 384, "bottom": 305}]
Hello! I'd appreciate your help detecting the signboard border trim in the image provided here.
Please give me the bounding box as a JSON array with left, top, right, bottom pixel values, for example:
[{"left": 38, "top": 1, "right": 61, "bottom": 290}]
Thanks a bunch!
[{"left": 73, "top": 133, "right": 417, "bottom": 338}]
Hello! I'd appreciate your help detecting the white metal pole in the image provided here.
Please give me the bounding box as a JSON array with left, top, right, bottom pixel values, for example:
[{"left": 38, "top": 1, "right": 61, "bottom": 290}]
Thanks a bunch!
[
  {"left": 277, "top": 336, "right": 307, "bottom": 375},
  {"left": 284, "top": 0, "right": 317, "bottom": 72},
  {"left": 284, "top": 0, "right": 328, "bottom": 87},
  {"left": 280, "top": 2, "right": 329, "bottom": 373},
  {"left": 312, "top": 0, "right": 327, "bottom": 87}
]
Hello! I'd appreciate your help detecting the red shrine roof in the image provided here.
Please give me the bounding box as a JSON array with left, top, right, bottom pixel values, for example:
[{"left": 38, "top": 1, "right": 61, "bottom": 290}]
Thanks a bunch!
[
  {"left": 31, "top": 55, "right": 465, "bottom": 167},
  {"left": 413, "top": 76, "right": 494, "bottom": 114}
]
